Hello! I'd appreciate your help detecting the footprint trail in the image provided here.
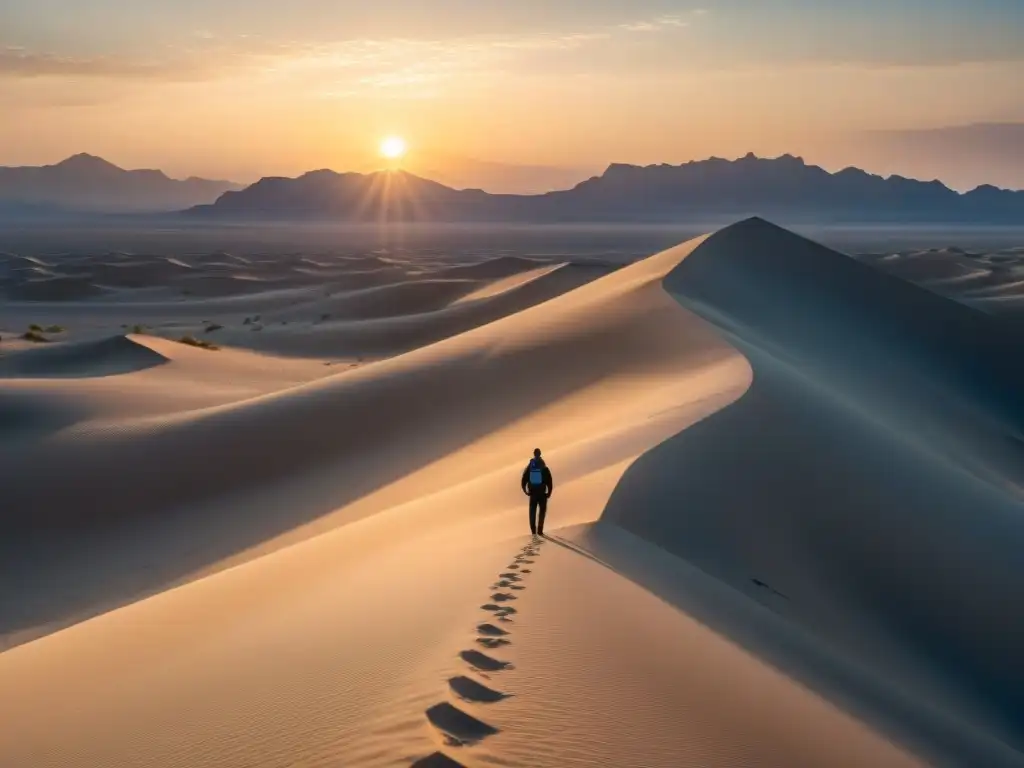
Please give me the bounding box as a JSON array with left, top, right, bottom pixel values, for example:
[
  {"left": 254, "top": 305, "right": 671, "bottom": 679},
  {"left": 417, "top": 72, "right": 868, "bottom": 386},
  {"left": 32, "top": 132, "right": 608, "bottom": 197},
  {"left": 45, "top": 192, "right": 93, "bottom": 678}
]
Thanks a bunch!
[{"left": 416, "top": 537, "right": 545, "bottom": 765}]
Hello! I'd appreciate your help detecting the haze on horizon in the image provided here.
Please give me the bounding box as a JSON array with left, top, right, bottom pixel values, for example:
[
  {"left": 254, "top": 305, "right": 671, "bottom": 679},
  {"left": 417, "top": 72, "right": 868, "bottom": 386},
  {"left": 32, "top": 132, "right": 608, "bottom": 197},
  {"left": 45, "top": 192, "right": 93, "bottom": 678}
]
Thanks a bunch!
[{"left": 2, "top": 0, "right": 1023, "bottom": 192}]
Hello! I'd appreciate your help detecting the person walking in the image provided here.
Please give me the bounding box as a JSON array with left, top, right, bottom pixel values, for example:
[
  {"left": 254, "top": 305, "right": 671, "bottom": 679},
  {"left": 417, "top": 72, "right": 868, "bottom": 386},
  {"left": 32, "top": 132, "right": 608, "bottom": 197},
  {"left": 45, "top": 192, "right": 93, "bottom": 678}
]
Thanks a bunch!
[{"left": 521, "top": 448, "right": 554, "bottom": 536}]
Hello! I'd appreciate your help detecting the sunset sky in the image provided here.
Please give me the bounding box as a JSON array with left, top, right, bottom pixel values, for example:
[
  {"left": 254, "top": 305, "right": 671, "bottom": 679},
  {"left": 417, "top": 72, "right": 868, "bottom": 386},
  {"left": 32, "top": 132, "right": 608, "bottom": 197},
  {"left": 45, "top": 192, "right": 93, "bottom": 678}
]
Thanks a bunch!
[{"left": 2, "top": 0, "right": 1023, "bottom": 190}]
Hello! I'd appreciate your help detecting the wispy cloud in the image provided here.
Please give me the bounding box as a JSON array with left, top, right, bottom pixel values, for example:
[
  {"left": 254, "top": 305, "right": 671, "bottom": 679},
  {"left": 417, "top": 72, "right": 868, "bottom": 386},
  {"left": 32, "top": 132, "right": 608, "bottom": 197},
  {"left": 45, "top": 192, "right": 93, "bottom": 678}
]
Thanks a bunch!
[
  {"left": 0, "top": 11, "right": 700, "bottom": 96},
  {"left": 619, "top": 15, "right": 691, "bottom": 33},
  {"left": 0, "top": 48, "right": 211, "bottom": 81},
  {"left": 273, "top": 16, "right": 704, "bottom": 99}
]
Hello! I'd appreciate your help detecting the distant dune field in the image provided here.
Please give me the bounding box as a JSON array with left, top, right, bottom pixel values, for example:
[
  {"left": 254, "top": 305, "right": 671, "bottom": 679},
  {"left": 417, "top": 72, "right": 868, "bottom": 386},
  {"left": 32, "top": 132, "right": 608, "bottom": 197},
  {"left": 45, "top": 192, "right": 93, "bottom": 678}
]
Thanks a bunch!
[{"left": 1, "top": 220, "right": 1021, "bottom": 768}]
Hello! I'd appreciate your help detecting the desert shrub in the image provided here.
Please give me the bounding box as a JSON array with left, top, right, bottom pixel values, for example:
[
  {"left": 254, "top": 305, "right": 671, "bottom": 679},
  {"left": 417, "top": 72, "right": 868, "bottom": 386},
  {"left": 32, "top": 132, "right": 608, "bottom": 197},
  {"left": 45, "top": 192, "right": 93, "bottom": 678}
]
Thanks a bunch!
[
  {"left": 28, "top": 323, "right": 43, "bottom": 332},
  {"left": 177, "top": 335, "right": 219, "bottom": 350},
  {"left": 205, "top": 323, "right": 223, "bottom": 333},
  {"left": 22, "top": 330, "right": 49, "bottom": 343},
  {"left": 44, "top": 325, "right": 64, "bottom": 333},
  {"left": 131, "top": 324, "right": 146, "bottom": 334}
]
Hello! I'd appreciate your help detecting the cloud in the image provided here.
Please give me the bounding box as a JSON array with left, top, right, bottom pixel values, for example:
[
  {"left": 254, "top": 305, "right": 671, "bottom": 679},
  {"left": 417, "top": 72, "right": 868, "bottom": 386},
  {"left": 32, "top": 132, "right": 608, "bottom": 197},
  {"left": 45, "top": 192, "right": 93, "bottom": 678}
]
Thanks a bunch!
[
  {"left": 619, "top": 15, "right": 692, "bottom": 33},
  {"left": 277, "top": 15, "right": 702, "bottom": 99},
  {"left": 0, "top": 10, "right": 699, "bottom": 91},
  {"left": 0, "top": 48, "right": 211, "bottom": 81}
]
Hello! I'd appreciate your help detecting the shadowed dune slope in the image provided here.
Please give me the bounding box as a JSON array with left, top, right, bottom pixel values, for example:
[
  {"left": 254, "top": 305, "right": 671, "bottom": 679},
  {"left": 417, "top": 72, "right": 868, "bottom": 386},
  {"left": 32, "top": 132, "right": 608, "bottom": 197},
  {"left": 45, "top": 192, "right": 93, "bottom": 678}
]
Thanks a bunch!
[
  {"left": 600, "top": 218, "right": 1024, "bottom": 762},
  {"left": 0, "top": 334, "right": 169, "bottom": 379},
  {"left": 2, "top": 276, "right": 110, "bottom": 301}
]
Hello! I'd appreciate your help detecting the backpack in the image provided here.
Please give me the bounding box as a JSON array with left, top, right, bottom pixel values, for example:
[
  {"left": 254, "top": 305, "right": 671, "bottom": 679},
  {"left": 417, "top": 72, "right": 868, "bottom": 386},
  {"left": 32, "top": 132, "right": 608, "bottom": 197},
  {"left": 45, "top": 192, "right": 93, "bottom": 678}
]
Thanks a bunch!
[{"left": 528, "top": 459, "right": 544, "bottom": 487}]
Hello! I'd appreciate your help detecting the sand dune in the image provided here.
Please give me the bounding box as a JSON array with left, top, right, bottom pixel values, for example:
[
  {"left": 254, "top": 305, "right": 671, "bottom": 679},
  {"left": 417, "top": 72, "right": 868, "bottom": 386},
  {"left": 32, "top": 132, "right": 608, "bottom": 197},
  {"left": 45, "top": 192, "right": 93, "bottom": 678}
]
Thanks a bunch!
[
  {"left": 263, "top": 278, "right": 484, "bottom": 322},
  {"left": 205, "top": 262, "right": 615, "bottom": 359},
  {"left": 602, "top": 219, "right": 1024, "bottom": 765},
  {"left": 858, "top": 245, "right": 1024, "bottom": 324},
  {"left": 1, "top": 220, "right": 1020, "bottom": 767},
  {"left": 3, "top": 275, "right": 110, "bottom": 301},
  {"left": 421, "top": 255, "right": 549, "bottom": 280},
  {"left": 0, "top": 334, "right": 168, "bottom": 378},
  {"left": 0, "top": 253, "right": 612, "bottom": 363}
]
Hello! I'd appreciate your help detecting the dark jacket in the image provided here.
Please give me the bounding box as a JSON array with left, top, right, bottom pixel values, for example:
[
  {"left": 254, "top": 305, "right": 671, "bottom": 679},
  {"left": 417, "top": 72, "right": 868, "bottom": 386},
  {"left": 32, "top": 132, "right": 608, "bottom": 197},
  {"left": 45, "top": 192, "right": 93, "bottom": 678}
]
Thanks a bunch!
[{"left": 522, "top": 458, "right": 554, "bottom": 496}]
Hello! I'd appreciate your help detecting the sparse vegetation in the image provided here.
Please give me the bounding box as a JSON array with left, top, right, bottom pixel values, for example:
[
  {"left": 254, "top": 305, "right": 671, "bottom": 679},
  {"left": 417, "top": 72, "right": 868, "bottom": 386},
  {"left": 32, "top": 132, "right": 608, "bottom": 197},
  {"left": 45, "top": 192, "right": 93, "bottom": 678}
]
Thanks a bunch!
[
  {"left": 177, "top": 335, "right": 219, "bottom": 350},
  {"left": 23, "top": 330, "right": 50, "bottom": 343},
  {"left": 28, "top": 323, "right": 43, "bottom": 332},
  {"left": 205, "top": 323, "right": 223, "bottom": 333},
  {"left": 131, "top": 324, "right": 147, "bottom": 335},
  {"left": 44, "top": 324, "right": 64, "bottom": 334}
]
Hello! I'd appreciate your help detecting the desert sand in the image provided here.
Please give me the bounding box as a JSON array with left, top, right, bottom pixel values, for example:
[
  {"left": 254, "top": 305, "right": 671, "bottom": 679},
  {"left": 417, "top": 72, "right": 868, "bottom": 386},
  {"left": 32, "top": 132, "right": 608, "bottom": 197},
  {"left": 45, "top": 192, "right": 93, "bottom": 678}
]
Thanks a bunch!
[
  {"left": 1, "top": 219, "right": 1021, "bottom": 767},
  {"left": 857, "top": 245, "right": 1024, "bottom": 329}
]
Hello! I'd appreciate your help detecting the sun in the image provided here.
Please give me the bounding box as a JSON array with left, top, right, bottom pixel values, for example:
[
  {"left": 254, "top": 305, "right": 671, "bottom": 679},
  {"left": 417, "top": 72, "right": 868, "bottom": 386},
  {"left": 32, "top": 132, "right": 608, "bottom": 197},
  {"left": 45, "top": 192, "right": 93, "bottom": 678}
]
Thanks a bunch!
[{"left": 380, "top": 136, "right": 407, "bottom": 160}]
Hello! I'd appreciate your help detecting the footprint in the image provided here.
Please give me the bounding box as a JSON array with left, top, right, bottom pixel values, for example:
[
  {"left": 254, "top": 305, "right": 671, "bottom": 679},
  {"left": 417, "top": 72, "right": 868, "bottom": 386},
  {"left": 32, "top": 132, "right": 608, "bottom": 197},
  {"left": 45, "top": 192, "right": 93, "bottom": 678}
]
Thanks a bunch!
[
  {"left": 425, "top": 702, "right": 499, "bottom": 746},
  {"left": 459, "top": 649, "right": 512, "bottom": 672},
  {"left": 510, "top": 585, "right": 525, "bottom": 590},
  {"left": 520, "top": 569, "right": 532, "bottom": 574},
  {"left": 507, "top": 565, "right": 520, "bottom": 570},
  {"left": 481, "top": 604, "right": 503, "bottom": 612},
  {"left": 490, "top": 593, "right": 516, "bottom": 602},
  {"left": 477, "top": 637, "right": 511, "bottom": 649},
  {"left": 499, "top": 573, "right": 521, "bottom": 581},
  {"left": 516, "top": 559, "right": 534, "bottom": 564},
  {"left": 411, "top": 752, "right": 467, "bottom": 767},
  {"left": 493, "top": 580, "right": 515, "bottom": 588},
  {"left": 448, "top": 675, "right": 509, "bottom": 703},
  {"left": 477, "top": 623, "right": 509, "bottom": 637}
]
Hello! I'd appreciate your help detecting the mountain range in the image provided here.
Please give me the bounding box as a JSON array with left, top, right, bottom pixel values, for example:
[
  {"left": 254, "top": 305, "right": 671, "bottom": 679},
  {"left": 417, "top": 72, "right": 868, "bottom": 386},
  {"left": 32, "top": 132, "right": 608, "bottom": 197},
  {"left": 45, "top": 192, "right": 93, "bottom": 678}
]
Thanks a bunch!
[
  {"left": 188, "top": 153, "right": 1024, "bottom": 224},
  {"left": 3, "top": 152, "right": 1023, "bottom": 223},
  {"left": 0, "top": 154, "right": 241, "bottom": 214}
]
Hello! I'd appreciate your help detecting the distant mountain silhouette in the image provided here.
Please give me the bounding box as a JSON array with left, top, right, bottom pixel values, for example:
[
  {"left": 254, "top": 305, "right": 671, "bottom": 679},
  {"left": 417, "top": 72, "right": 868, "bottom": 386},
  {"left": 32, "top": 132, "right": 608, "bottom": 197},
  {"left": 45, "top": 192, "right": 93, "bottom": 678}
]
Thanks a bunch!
[
  {"left": 188, "top": 153, "right": 1024, "bottom": 224},
  {"left": 0, "top": 154, "right": 241, "bottom": 213}
]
